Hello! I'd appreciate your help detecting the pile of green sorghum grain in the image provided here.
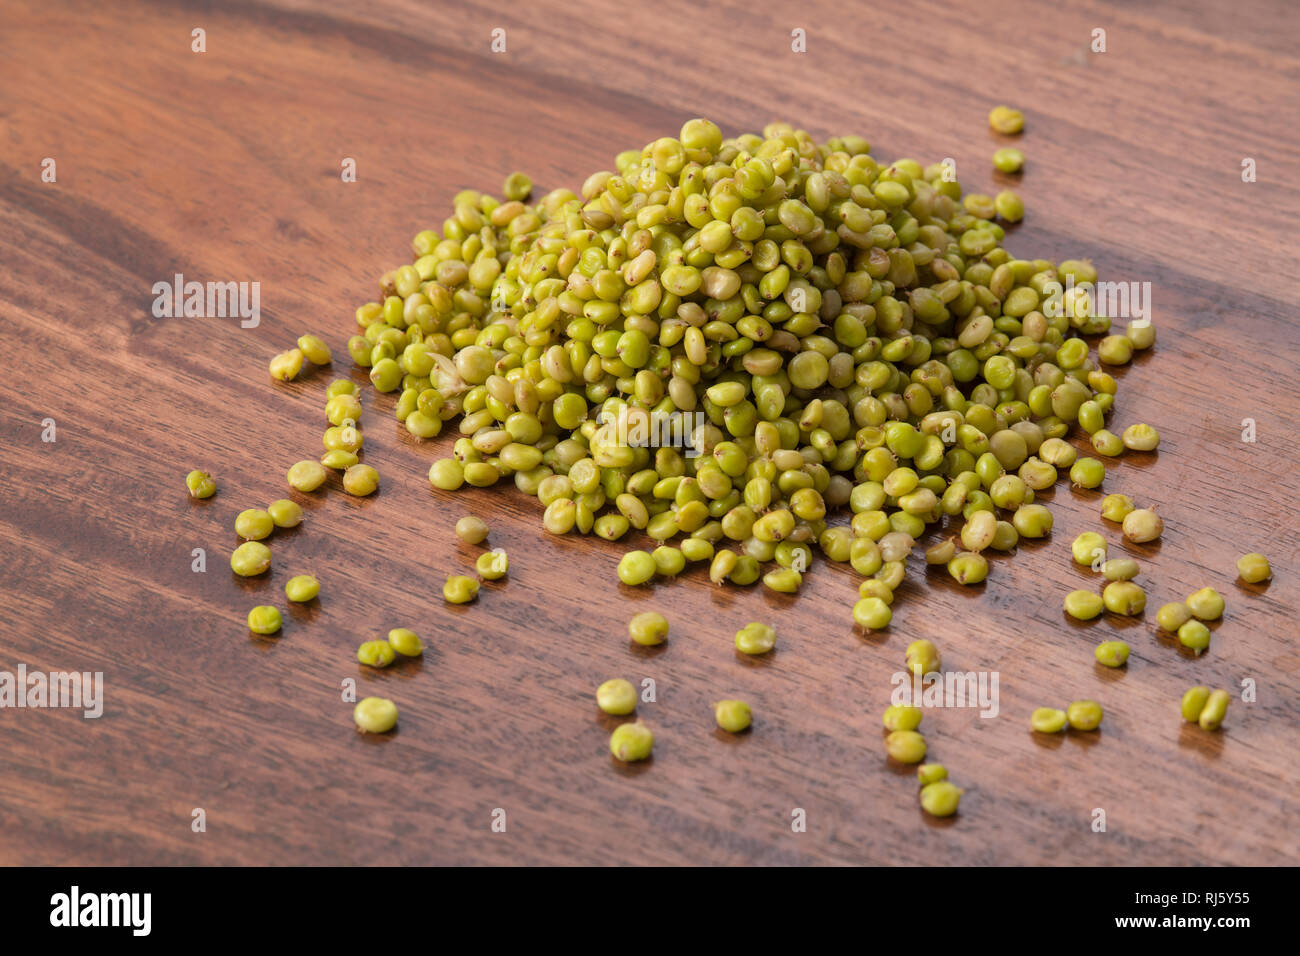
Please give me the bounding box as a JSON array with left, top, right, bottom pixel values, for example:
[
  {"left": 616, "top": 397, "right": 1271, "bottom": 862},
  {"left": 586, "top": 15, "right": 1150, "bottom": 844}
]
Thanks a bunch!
[{"left": 338, "top": 117, "right": 1162, "bottom": 622}]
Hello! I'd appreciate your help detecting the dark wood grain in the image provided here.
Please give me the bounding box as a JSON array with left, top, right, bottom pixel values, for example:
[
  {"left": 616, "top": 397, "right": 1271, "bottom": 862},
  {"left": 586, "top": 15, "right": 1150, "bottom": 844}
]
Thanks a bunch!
[{"left": 1, "top": 0, "right": 1298, "bottom": 866}]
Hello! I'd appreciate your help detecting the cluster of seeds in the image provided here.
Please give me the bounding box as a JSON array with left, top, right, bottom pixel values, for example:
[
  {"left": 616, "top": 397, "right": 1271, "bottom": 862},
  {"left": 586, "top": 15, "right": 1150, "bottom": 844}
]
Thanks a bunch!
[
  {"left": 881, "top": 702, "right": 963, "bottom": 817},
  {"left": 1031, "top": 700, "right": 1103, "bottom": 733}
]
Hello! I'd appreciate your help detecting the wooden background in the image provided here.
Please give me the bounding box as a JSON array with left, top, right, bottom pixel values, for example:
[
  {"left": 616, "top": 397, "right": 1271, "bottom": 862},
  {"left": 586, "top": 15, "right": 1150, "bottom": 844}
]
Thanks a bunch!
[{"left": 2, "top": 0, "right": 1298, "bottom": 866}]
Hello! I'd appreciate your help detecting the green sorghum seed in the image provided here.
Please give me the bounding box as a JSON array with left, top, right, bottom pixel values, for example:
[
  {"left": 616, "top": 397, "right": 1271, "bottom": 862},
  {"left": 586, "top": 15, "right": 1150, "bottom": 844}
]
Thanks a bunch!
[
  {"left": 1071, "top": 531, "right": 1107, "bottom": 566},
  {"left": 342, "top": 464, "right": 379, "bottom": 496},
  {"left": 1097, "top": 335, "right": 1134, "bottom": 365},
  {"left": 230, "top": 541, "right": 272, "bottom": 576},
  {"left": 735, "top": 622, "right": 777, "bottom": 655},
  {"left": 267, "top": 499, "right": 303, "bottom": 528},
  {"left": 852, "top": 596, "right": 892, "bottom": 630},
  {"left": 885, "top": 730, "right": 927, "bottom": 764},
  {"left": 653, "top": 546, "right": 686, "bottom": 577},
  {"left": 947, "top": 550, "right": 989, "bottom": 585},
  {"left": 1186, "top": 587, "right": 1224, "bottom": 621},
  {"left": 297, "top": 334, "right": 332, "bottom": 365},
  {"left": 1095, "top": 640, "right": 1130, "bottom": 667},
  {"left": 321, "top": 449, "right": 358, "bottom": 470},
  {"left": 284, "top": 574, "right": 320, "bottom": 602},
  {"left": 926, "top": 538, "right": 957, "bottom": 564},
  {"left": 357, "top": 640, "right": 396, "bottom": 667},
  {"left": 917, "top": 763, "right": 948, "bottom": 787},
  {"left": 1122, "top": 423, "right": 1160, "bottom": 451},
  {"left": 1069, "top": 457, "right": 1106, "bottom": 489},
  {"left": 617, "top": 551, "right": 656, "bottom": 586},
  {"left": 596, "top": 678, "right": 637, "bottom": 716},
  {"left": 609, "top": 721, "right": 654, "bottom": 761},
  {"left": 1102, "top": 558, "right": 1139, "bottom": 581},
  {"left": 1122, "top": 508, "right": 1163, "bottom": 543},
  {"left": 1030, "top": 707, "right": 1067, "bottom": 733},
  {"left": 1100, "top": 493, "right": 1134, "bottom": 522},
  {"left": 714, "top": 699, "right": 752, "bottom": 733},
  {"left": 476, "top": 550, "right": 509, "bottom": 580},
  {"left": 1064, "top": 589, "right": 1104, "bottom": 620},
  {"left": 354, "top": 696, "right": 398, "bottom": 733},
  {"left": 185, "top": 469, "right": 216, "bottom": 499},
  {"left": 429, "top": 458, "right": 465, "bottom": 490},
  {"left": 1178, "top": 620, "right": 1211, "bottom": 654},
  {"left": 1012, "top": 504, "right": 1053, "bottom": 538},
  {"left": 1181, "top": 686, "right": 1211, "bottom": 722},
  {"left": 905, "top": 639, "right": 940, "bottom": 676},
  {"left": 992, "top": 147, "right": 1024, "bottom": 173},
  {"left": 1157, "top": 602, "right": 1193, "bottom": 632},
  {"left": 1237, "top": 552, "right": 1271, "bottom": 583},
  {"left": 763, "top": 568, "right": 802, "bottom": 593},
  {"left": 628, "top": 611, "right": 669, "bottom": 646},
  {"left": 1103, "top": 580, "right": 1146, "bottom": 616},
  {"left": 247, "top": 605, "right": 282, "bottom": 635},
  {"left": 1066, "top": 699, "right": 1103, "bottom": 731},
  {"left": 988, "top": 105, "right": 1024, "bottom": 134},
  {"left": 883, "top": 705, "right": 923, "bottom": 732},
  {"left": 269, "top": 348, "right": 304, "bottom": 381},
  {"left": 456, "top": 515, "right": 489, "bottom": 544},
  {"left": 235, "top": 509, "right": 274, "bottom": 541},
  {"left": 1091, "top": 429, "right": 1124, "bottom": 457},
  {"left": 1199, "top": 690, "right": 1230, "bottom": 730},
  {"left": 994, "top": 190, "right": 1024, "bottom": 222},
  {"left": 919, "top": 781, "right": 962, "bottom": 817},
  {"left": 443, "top": 575, "right": 479, "bottom": 604},
  {"left": 387, "top": 628, "right": 423, "bottom": 656},
  {"left": 503, "top": 171, "right": 532, "bottom": 201}
]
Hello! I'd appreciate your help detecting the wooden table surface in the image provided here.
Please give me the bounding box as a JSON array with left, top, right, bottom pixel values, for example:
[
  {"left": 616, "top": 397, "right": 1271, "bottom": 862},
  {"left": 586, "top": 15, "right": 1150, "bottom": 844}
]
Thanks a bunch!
[{"left": 2, "top": 0, "right": 1298, "bottom": 866}]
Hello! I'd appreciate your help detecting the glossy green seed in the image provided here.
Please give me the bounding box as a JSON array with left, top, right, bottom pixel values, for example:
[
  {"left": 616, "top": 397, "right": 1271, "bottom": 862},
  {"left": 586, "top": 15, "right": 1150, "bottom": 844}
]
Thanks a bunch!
[
  {"left": 1071, "top": 531, "right": 1107, "bottom": 566},
  {"left": 988, "top": 105, "right": 1025, "bottom": 134},
  {"left": 617, "top": 551, "right": 656, "bottom": 586},
  {"left": 267, "top": 499, "right": 303, "bottom": 528},
  {"left": 905, "top": 639, "right": 941, "bottom": 676},
  {"left": 1100, "top": 493, "right": 1135, "bottom": 522},
  {"left": 357, "top": 640, "right": 396, "bottom": 667},
  {"left": 883, "top": 705, "right": 922, "bottom": 732},
  {"left": 852, "top": 596, "right": 892, "bottom": 630},
  {"left": 230, "top": 541, "right": 272, "bottom": 576},
  {"left": 886, "top": 730, "right": 927, "bottom": 764},
  {"left": 284, "top": 574, "right": 320, "bottom": 602},
  {"left": 1122, "top": 508, "right": 1163, "bottom": 543},
  {"left": 247, "top": 605, "right": 282, "bottom": 635},
  {"left": 476, "top": 550, "right": 509, "bottom": 580},
  {"left": 609, "top": 721, "right": 654, "bottom": 761},
  {"left": 714, "top": 699, "right": 753, "bottom": 733},
  {"left": 387, "top": 628, "right": 423, "bottom": 656},
  {"left": 994, "top": 190, "right": 1024, "bottom": 222},
  {"left": 1186, "top": 587, "right": 1224, "bottom": 621},
  {"left": 735, "top": 622, "right": 777, "bottom": 655},
  {"left": 1122, "top": 423, "right": 1160, "bottom": 451},
  {"left": 596, "top": 678, "right": 637, "bottom": 716},
  {"left": 354, "top": 696, "right": 398, "bottom": 733},
  {"left": 1157, "top": 601, "right": 1192, "bottom": 632},
  {"left": 429, "top": 458, "right": 465, "bottom": 490},
  {"left": 992, "top": 147, "right": 1024, "bottom": 173},
  {"left": 1012, "top": 504, "right": 1053, "bottom": 538},
  {"left": 763, "top": 568, "right": 802, "bottom": 593},
  {"left": 342, "top": 464, "right": 379, "bottom": 496},
  {"left": 1095, "top": 640, "right": 1130, "bottom": 667},
  {"left": 1064, "top": 589, "right": 1104, "bottom": 620},
  {"left": 1069, "top": 457, "right": 1106, "bottom": 489},
  {"left": 628, "top": 611, "right": 669, "bottom": 646},
  {"left": 1177, "top": 620, "right": 1211, "bottom": 654},
  {"left": 297, "top": 333, "right": 331, "bottom": 365},
  {"left": 1198, "top": 690, "right": 1230, "bottom": 731},
  {"left": 235, "top": 509, "right": 274, "bottom": 541},
  {"left": 1237, "top": 552, "right": 1271, "bottom": 583},
  {"left": 269, "top": 348, "right": 304, "bottom": 381},
  {"left": 185, "top": 469, "right": 217, "bottom": 499},
  {"left": 1030, "top": 707, "right": 1067, "bottom": 733},
  {"left": 1101, "top": 558, "right": 1139, "bottom": 581},
  {"left": 947, "top": 550, "right": 988, "bottom": 584},
  {"left": 917, "top": 763, "right": 948, "bottom": 787},
  {"left": 1066, "top": 699, "right": 1103, "bottom": 731},
  {"left": 1103, "top": 580, "right": 1146, "bottom": 615},
  {"left": 321, "top": 449, "right": 359, "bottom": 470},
  {"left": 456, "top": 515, "right": 489, "bottom": 544},
  {"left": 919, "top": 781, "right": 962, "bottom": 817},
  {"left": 1180, "top": 686, "right": 1211, "bottom": 722},
  {"left": 443, "top": 575, "right": 479, "bottom": 604}
]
